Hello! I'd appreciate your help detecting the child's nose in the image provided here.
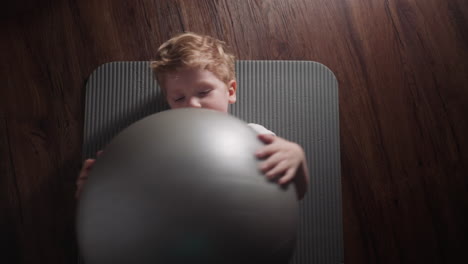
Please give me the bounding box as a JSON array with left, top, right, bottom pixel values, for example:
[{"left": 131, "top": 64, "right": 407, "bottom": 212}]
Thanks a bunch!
[{"left": 187, "top": 97, "right": 202, "bottom": 108}]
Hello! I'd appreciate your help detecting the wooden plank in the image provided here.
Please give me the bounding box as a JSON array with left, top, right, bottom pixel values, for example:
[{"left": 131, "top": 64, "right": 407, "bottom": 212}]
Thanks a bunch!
[
  {"left": 1, "top": 0, "right": 467, "bottom": 263},
  {"left": 0, "top": 117, "right": 23, "bottom": 263},
  {"left": 0, "top": 118, "right": 80, "bottom": 263}
]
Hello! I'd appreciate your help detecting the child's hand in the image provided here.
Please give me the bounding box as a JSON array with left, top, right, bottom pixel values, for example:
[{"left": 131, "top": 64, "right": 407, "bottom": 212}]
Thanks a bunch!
[
  {"left": 255, "top": 134, "right": 309, "bottom": 199},
  {"left": 75, "top": 151, "right": 103, "bottom": 199}
]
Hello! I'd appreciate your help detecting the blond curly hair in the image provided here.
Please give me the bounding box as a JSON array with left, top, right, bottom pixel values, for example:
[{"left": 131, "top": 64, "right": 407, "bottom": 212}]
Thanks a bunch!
[{"left": 150, "top": 32, "right": 236, "bottom": 89}]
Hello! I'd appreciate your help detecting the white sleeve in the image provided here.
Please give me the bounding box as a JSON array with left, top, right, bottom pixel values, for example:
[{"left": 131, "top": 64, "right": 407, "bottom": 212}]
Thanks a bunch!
[{"left": 247, "top": 123, "right": 276, "bottom": 136}]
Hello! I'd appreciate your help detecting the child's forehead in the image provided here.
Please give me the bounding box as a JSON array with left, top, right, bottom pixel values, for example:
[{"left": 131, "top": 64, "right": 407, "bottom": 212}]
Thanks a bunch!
[
  {"left": 164, "top": 70, "right": 207, "bottom": 93},
  {"left": 163, "top": 69, "right": 193, "bottom": 85},
  {"left": 166, "top": 68, "right": 220, "bottom": 85},
  {"left": 166, "top": 69, "right": 198, "bottom": 86},
  {"left": 166, "top": 70, "right": 185, "bottom": 80},
  {"left": 166, "top": 67, "right": 203, "bottom": 79}
]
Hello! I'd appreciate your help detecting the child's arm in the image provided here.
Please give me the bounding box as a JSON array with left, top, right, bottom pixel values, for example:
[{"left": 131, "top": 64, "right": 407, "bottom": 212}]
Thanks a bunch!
[{"left": 255, "top": 134, "right": 310, "bottom": 200}]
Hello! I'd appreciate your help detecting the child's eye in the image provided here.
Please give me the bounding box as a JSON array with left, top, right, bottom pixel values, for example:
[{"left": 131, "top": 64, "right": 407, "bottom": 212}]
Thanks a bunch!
[
  {"left": 199, "top": 90, "right": 211, "bottom": 96},
  {"left": 174, "top": 96, "right": 185, "bottom": 102}
]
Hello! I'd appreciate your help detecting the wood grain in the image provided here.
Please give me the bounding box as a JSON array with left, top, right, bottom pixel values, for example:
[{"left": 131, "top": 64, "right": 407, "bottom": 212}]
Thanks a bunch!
[{"left": 1, "top": 0, "right": 467, "bottom": 263}]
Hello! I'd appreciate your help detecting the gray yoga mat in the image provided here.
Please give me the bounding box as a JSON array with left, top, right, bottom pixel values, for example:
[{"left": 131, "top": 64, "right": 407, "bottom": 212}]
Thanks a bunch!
[{"left": 82, "top": 61, "right": 343, "bottom": 264}]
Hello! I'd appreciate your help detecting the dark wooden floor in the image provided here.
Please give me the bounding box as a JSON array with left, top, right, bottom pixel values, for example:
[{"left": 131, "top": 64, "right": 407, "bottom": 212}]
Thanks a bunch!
[{"left": 1, "top": 0, "right": 467, "bottom": 263}]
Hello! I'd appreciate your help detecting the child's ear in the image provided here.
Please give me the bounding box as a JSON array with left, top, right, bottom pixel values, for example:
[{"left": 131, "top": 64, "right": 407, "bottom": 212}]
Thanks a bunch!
[{"left": 228, "top": 79, "right": 237, "bottom": 104}]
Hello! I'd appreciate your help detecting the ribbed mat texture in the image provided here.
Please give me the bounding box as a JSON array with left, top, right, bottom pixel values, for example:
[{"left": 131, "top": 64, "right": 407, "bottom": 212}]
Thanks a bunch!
[{"left": 83, "top": 61, "right": 343, "bottom": 264}]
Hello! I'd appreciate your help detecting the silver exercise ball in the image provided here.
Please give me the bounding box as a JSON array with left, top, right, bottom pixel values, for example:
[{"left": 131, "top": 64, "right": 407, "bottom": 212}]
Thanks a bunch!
[{"left": 77, "top": 108, "right": 298, "bottom": 264}]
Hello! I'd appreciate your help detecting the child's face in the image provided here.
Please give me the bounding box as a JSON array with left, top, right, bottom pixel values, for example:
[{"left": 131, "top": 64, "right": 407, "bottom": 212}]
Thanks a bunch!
[{"left": 164, "top": 68, "right": 237, "bottom": 113}]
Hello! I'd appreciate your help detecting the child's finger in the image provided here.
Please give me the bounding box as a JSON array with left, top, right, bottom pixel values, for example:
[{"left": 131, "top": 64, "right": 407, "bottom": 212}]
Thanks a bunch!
[
  {"left": 78, "top": 159, "right": 96, "bottom": 180},
  {"left": 255, "top": 144, "right": 280, "bottom": 158},
  {"left": 264, "top": 160, "right": 289, "bottom": 179},
  {"left": 259, "top": 153, "right": 283, "bottom": 172},
  {"left": 76, "top": 157, "right": 99, "bottom": 200},
  {"left": 75, "top": 182, "right": 86, "bottom": 199},
  {"left": 76, "top": 178, "right": 86, "bottom": 188},
  {"left": 82, "top": 159, "right": 96, "bottom": 170},
  {"left": 257, "top": 134, "right": 275, "bottom": 144},
  {"left": 97, "top": 150, "right": 104, "bottom": 157},
  {"left": 277, "top": 168, "right": 297, "bottom": 185},
  {"left": 75, "top": 178, "right": 85, "bottom": 198}
]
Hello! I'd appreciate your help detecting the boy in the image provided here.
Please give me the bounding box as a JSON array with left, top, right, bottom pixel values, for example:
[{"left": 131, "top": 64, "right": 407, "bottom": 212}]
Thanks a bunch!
[{"left": 76, "top": 32, "right": 309, "bottom": 200}]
